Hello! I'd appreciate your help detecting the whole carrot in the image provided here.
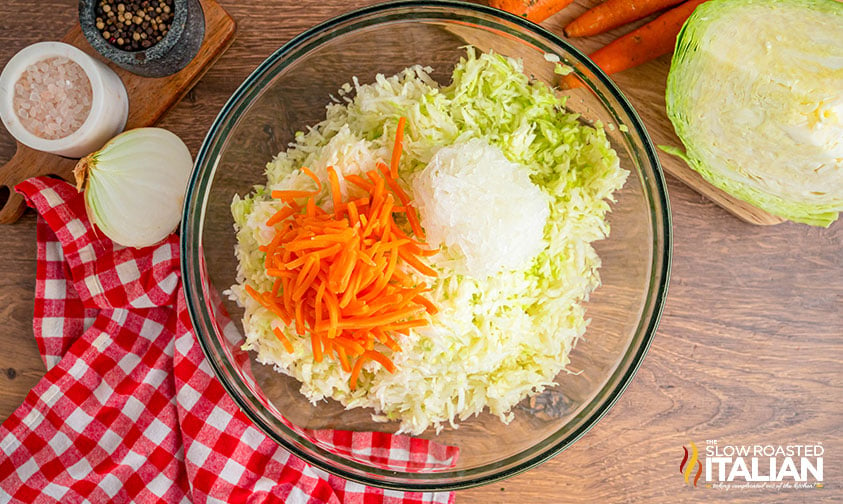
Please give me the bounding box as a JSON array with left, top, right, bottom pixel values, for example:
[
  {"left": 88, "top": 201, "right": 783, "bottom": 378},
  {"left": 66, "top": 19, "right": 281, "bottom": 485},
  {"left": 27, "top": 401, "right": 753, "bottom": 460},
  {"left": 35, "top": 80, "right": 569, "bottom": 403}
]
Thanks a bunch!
[
  {"left": 589, "top": 0, "right": 709, "bottom": 75},
  {"left": 564, "top": 0, "right": 685, "bottom": 38},
  {"left": 489, "top": 0, "right": 575, "bottom": 23}
]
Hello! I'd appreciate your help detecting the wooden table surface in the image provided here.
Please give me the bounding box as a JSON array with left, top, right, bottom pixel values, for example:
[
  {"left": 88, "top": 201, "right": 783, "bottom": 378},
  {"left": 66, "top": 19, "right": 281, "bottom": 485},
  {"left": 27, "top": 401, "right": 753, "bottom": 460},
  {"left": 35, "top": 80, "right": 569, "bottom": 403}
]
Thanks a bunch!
[{"left": 1, "top": 1, "right": 840, "bottom": 502}]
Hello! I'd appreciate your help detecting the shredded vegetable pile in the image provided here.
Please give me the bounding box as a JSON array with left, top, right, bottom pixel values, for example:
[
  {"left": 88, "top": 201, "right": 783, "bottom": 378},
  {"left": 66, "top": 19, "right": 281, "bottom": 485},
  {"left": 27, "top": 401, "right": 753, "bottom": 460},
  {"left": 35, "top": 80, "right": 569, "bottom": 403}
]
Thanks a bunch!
[
  {"left": 243, "top": 126, "right": 439, "bottom": 391},
  {"left": 231, "top": 48, "right": 628, "bottom": 434}
]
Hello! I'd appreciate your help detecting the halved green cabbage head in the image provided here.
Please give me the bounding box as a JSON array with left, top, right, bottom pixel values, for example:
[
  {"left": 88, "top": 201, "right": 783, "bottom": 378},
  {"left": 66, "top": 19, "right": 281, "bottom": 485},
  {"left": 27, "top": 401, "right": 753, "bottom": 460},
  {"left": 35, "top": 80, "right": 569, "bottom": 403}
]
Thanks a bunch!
[{"left": 664, "top": 0, "right": 843, "bottom": 226}]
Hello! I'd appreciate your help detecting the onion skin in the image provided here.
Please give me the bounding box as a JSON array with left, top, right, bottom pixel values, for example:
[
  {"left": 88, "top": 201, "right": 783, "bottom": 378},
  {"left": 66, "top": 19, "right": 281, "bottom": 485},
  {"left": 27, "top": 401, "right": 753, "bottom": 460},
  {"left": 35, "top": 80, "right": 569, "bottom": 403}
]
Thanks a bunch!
[{"left": 73, "top": 127, "right": 193, "bottom": 248}]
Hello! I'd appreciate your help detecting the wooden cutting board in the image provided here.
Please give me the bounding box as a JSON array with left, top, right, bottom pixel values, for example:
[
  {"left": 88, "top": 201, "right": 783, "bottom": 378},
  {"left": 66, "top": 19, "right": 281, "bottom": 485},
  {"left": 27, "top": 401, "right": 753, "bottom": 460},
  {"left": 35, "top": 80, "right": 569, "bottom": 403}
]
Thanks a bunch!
[
  {"left": 651, "top": 150, "right": 787, "bottom": 226},
  {"left": 0, "top": 0, "right": 236, "bottom": 224}
]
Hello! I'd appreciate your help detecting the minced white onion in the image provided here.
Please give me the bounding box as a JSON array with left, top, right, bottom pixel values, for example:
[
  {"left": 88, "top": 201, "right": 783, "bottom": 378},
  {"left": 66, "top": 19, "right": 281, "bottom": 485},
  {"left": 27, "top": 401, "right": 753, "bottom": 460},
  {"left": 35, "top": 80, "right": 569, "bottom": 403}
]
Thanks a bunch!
[{"left": 412, "top": 138, "right": 551, "bottom": 279}]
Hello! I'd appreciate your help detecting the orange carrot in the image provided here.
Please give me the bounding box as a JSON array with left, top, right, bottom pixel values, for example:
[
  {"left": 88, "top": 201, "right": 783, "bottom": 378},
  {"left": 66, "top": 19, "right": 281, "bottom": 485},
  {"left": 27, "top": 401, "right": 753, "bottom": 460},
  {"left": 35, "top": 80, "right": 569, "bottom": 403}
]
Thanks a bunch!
[
  {"left": 336, "top": 346, "right": 351, "bottom": 372},
  {"left": 344, "top": 174, "right": 373, "bottom": 193},
  {"left": 377, "top": 168, "right": 424, "bottom": 239},
  {"left": 489, "top": 0, "right": 574, "bottom": 23},
  {"left": 249, "top": 118, "right": 438, "bottom": 389},
  {"left": 272, "top": 327, "right": 294, "bottom": 353},
  {"left": 266, "top": 205, "right": 299, "bottom": 226},
  {"left": 349, "top": 350, "right": 396, "bottom": 391},
  {"left": 563, "top": 0, "right": 684, "bottom": 38},
  {"left": 390, "top": 117, "right": 406, "bottom": 179},
  {"left": 311, "top": 333, "right": 323, "bottom": 362},
  {"left": 588, "top": 0, "right": 709, "bottom": 75},
  {"left": 373, "top": 328, "right": 402, "bottom": 352},
  {"left": 348, "top": 354, "right": 368, "bottom": 391},
  {"left": 271, "top": 189, "right": 315, "bottom": 200},
  {"left": 398, "top": 247, "right": 438, "bottom": 277},
  {"left": 300, "top": 167, "right": 321, "bottom": 188},
  {"left": 365, "top": 350, "right": 396, "bottom": 373},
  {"left": 327, "top": 166, "right": 343, "bottom": 218},
  {"left": 413, "top": 295, "right": 438, "bottom": 315}
]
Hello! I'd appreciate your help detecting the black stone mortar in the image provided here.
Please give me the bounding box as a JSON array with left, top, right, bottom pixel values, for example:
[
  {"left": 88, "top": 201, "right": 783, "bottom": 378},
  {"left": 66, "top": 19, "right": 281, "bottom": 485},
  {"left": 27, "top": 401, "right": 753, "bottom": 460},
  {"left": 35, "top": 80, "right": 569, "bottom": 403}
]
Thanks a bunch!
[{"left": 79, "top": 0, "right": 205, "bottom": 78}]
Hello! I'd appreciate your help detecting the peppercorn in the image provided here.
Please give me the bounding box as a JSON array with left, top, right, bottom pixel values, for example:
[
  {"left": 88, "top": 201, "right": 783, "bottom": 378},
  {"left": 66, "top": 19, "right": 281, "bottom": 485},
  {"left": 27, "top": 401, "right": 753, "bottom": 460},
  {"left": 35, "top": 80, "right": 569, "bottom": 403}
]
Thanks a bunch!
[{"left": 94, "top": 0, "right": 174, "bottom": 52}]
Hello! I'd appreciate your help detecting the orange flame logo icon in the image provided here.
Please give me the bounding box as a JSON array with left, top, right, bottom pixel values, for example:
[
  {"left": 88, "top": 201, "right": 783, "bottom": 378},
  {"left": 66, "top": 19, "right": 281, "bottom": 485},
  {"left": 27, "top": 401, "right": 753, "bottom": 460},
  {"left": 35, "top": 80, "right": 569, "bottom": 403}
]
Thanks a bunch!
[{"left": 680, "top": 441, "right": 703, "bottom": 487}]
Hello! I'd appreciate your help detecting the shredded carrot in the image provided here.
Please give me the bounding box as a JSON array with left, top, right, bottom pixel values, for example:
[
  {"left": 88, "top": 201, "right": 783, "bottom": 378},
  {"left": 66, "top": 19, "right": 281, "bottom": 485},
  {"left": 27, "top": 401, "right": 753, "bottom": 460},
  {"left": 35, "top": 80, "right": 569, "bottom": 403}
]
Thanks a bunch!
[
  {"left": 248, "top": 118, "right": 438, "bottom": 389},
  {"left": 412, "top": 295, "right": 438, "bottom": 315},
  {"left": 377, "top": 163, "right": 425, "bottom": 239},
  {"left": 344, "top": 174, "right": 373, "bottom": 193},
  {"left": 273, "top": 327, "right": 294, "bottom": 354},
  {"left": 327, "top": 166, "right": 343, "bottom": 218},
  {"left": 390, "top": 117, "right": 406, "bottom": 179},
  {"left": 266, "top": 205, "right": 299, "bottom": 226},
  {"left": 336, "top": 346, "right": 351, "bottom": 372},
  {"left": 271, "top": 189, "right": 316, "bottom": 200},
  {"left": 311, "top": 333, "right": 323, "bottom": 362}
]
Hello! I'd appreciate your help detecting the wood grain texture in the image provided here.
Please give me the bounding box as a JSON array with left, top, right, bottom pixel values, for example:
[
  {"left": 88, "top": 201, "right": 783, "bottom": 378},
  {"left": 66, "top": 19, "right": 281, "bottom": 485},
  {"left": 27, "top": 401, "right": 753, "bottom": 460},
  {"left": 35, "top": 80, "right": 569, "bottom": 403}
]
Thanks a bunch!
[
  {"left": 0, "top": 1, "right": 840, "bottom": 502},
  {"left": 0, "top": 0, "right": 236, "bottom": 224}
]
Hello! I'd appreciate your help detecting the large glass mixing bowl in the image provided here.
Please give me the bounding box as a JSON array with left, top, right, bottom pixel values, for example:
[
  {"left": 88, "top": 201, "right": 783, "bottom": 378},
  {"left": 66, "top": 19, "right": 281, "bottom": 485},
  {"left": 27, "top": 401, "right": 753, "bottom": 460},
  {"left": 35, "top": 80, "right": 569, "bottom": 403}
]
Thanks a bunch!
[{"left": 181, "top": 0, "right": 671, "bottom": 491}]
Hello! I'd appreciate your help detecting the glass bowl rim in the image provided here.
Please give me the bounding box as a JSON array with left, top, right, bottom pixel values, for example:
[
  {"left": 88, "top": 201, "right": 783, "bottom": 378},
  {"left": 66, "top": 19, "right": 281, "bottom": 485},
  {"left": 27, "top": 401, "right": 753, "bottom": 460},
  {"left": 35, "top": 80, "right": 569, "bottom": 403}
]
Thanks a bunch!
[{"left": 181, "top": 0, "right": 672, "bottom": 492}]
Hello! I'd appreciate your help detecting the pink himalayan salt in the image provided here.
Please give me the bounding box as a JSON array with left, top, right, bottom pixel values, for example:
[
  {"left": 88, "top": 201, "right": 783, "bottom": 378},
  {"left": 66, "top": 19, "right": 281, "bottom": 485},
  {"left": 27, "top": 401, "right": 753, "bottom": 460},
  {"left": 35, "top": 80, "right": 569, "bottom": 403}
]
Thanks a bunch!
[{"left": 12, "top": 56, "right": 93, "bottom": 140}]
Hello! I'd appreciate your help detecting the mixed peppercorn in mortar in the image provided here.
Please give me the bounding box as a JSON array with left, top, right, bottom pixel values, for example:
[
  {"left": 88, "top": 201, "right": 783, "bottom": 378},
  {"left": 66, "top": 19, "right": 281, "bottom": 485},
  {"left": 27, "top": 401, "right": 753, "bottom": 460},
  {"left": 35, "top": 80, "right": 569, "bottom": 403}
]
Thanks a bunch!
[{"left": 95, "top": 0, "right": 174, "bottom": 51}]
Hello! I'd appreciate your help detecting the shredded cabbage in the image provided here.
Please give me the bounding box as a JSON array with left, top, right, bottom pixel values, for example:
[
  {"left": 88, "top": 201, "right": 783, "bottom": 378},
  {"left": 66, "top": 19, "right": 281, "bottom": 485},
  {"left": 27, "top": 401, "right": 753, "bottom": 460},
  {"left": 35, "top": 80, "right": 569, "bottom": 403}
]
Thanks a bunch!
[{"left": 230, "top": 49, "right": 628, "bottom": 434}]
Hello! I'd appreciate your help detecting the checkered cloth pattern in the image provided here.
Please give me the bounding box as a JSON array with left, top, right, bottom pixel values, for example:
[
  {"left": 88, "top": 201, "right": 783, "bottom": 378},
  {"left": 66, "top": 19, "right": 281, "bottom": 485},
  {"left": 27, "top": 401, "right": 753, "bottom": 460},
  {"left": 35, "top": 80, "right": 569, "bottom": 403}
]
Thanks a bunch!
[{"left": 0, "top": 177, "right": 456, "bottom": 503}]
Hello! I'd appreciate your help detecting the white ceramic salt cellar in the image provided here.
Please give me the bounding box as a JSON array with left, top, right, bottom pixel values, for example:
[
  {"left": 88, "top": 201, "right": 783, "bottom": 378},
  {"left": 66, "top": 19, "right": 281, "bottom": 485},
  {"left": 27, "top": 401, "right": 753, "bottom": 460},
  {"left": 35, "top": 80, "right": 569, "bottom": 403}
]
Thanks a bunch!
[{"left": 0, "top": 42, "right": 128, "bottom": 158}]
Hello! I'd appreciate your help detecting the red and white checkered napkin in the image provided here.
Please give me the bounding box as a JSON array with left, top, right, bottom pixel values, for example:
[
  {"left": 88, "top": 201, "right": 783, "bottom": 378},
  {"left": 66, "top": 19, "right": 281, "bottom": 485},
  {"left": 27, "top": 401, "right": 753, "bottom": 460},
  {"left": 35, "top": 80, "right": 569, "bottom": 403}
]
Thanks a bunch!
[{"left": 0, "top": 177, "right": 456, "bottom": 503}]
